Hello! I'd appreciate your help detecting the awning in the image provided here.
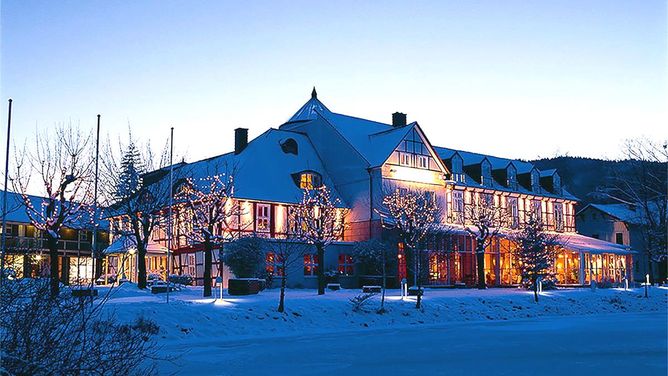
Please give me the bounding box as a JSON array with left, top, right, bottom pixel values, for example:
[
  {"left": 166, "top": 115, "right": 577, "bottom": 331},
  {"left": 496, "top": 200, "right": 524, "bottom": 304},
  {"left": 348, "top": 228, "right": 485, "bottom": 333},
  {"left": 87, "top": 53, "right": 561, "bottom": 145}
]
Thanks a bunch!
[
  {"left": 555, "top": 233, "right": 636, "bottom": 255},
  {"left": 103, "top": 235, "right": 168, "bottom": 255}
]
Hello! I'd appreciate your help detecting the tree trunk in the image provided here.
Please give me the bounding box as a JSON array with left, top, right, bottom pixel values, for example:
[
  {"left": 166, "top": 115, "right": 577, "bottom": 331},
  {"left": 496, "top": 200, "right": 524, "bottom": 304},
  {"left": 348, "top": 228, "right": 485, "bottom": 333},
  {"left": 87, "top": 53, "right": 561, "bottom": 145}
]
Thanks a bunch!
[
  {"left": 278, "top": 270, "right": 287, "bottom": 313},
  {"left": 317, "top": 244, "right": 325, "bottom": 295},
  {"left": 476, "top": 243, "right": 486, "bottom": 289},
  {"left": 533, "top": 277, "right": 539, "bottom": 302},
  {"left": 380, "top": 253, "right": 386, "bottom": 312},
  {"left": 48, "top": 236, "right": 59, "bottom": 297},
  {"left": 137, "top": 243, "right": 147, "bottom": 289},
  {"left": 415, "top": 248, "right": 422, "bottom": 309},
  {"left": 23, "top": 255, "right": 32, "bottom": 279},
  {"left": 203, "top": 236, "right": 212, "bottom": 297}
]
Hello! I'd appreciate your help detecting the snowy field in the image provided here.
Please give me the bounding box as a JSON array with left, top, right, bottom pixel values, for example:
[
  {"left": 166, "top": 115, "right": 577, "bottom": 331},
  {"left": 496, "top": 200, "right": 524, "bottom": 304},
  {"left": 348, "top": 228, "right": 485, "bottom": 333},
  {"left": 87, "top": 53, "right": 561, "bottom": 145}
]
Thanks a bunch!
[{"left": 100, "top": 285, "right": 667, "bottom": 375}]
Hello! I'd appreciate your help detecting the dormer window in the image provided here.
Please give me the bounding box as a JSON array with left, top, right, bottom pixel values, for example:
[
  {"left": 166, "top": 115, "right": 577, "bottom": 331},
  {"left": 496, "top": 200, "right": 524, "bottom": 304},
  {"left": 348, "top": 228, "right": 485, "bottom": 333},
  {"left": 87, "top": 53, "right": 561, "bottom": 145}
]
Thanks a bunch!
[
  {"left": 507, "top": 165, "right": 517, "bottom": 190},
  {"left": 481, "top": 161, "right": 492, "bottom": 186},
  {"left": 531, "top": 170, "right": 540, "bottom": 192},
  {"left": 298, "top": 172, "right": 322, "bottom": 189},
  {"left": 450, "top": 155, "right": 465, "bottom": 183},
  {"left": 553, "top": 174, "right": 562, "bottom": 194}
]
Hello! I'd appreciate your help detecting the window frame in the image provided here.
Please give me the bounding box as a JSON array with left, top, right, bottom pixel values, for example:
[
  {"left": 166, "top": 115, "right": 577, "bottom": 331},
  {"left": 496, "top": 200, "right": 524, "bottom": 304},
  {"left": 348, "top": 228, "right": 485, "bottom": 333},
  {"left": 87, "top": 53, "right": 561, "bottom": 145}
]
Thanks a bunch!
[{"left": 256, "top": 203, "right": 271, "bottom": 233}]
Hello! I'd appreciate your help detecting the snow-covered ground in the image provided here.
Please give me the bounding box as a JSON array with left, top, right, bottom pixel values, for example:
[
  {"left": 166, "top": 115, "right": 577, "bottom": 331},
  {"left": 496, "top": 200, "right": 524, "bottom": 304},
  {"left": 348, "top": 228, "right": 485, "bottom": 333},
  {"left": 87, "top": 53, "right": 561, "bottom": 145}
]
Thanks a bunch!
[{"left": 100, "top": 285, "right": 667, "bottom": 375}]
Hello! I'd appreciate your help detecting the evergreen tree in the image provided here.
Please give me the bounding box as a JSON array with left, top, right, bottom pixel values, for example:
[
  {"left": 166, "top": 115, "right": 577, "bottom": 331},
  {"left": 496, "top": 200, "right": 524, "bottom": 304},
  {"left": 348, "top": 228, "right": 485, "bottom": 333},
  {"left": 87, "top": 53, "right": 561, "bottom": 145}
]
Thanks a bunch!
[
  {"left": 115, "top": 142, "right": 144, "bottom": 202},
  {"left": 511, "top": 213, "right": 558, "bottom": 303}
]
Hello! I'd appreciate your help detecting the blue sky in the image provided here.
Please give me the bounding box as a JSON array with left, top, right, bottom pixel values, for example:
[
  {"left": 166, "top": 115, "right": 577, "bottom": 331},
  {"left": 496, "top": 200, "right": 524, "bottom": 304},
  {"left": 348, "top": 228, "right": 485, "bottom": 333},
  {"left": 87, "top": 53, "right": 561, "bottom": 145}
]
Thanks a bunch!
[{"left": 1, "top": 0, "right": 666, "bottom": 163}]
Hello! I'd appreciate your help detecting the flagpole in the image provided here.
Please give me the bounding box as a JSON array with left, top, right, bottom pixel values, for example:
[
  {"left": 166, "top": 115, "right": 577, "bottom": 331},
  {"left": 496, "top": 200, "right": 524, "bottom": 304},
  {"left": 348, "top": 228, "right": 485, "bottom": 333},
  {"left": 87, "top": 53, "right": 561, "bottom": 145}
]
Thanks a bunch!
[
  {"left": 91, "top": 114, "right": 101, "bottom": 287},
  {"left": 0, "top": 99, "right": 13, "bottom": 287},
  {"left": 167, "top": 127, "right": 174, "bottom": 303}
]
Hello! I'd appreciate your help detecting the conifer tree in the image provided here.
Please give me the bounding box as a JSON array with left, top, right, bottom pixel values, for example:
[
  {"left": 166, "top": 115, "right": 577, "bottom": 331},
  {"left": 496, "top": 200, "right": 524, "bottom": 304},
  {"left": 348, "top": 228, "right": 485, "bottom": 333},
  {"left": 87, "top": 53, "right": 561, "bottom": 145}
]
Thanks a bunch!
[{"left": 511, "top": 212, "right": 558, "bottom": 302}]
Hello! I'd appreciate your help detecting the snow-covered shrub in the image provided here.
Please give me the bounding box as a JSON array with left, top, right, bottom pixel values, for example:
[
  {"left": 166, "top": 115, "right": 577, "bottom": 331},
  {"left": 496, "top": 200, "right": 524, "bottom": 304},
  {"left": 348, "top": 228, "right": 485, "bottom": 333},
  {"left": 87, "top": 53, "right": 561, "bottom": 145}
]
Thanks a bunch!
[
  {"left": 223, "top": 236, "right": 265, "bottom": 278},
  {"left": 349, "top": 293, "right": 376, "bottom": 312},
  {"left": 0, "top": 279, "right": 158, "bottom": 375},
  {"left": 147, "top": 273, "right": 162, "bottom": 282},
  {"left": 169, "top": 273, "right": 194, "bottom": 286}
]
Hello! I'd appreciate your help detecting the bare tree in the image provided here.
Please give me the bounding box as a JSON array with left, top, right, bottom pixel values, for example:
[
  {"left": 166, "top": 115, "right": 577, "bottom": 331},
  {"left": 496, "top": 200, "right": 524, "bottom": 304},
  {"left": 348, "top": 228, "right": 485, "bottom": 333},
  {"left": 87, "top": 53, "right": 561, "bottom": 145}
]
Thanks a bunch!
[
  {"left": 602, "top": 137, "right": 667, "bottom": 284},
  {"left": 0, "top": 279, "right": 158, "bottom": 375},
  {"left": 461, "top": 192, "right": 509, "bottom": 289},
  {"left": 353, "top": 239, "right": 394, "bottom": 313},
  {"left": 292, "top": 186, "right": 348, "bottom": 295},
  {"left": 12, "top": 125, "right": 94, "bottom": 296},
  {"left": 264, "top": 236, "right": 309, "bottom": 312},
  {"left": 100, "top": 131, "right": 173, "bottom": 289},
  {"left": 509, "top": 212, "right": 558, "bottom": 302},
  {"left": 380, "top": 187, "right": 441, "bottom": 309},
  {"left": 177, "top": 166, "right": 241, "bottom": 297}
]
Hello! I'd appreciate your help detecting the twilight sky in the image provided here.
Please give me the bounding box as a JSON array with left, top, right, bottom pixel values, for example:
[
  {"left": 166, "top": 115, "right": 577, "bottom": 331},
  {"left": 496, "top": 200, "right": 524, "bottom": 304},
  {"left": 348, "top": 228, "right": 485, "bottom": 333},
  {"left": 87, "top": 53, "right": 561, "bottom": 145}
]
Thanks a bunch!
[{"left": 1, "top": 0, "right": 666, "bottom": 164}]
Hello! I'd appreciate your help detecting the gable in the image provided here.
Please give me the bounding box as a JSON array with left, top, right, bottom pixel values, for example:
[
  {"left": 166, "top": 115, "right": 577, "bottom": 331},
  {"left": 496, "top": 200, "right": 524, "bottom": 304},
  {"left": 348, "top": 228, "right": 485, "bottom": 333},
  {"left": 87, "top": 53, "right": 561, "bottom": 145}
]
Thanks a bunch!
[{"left": 381, "top": 125, "right": 449, "bottom": 185}]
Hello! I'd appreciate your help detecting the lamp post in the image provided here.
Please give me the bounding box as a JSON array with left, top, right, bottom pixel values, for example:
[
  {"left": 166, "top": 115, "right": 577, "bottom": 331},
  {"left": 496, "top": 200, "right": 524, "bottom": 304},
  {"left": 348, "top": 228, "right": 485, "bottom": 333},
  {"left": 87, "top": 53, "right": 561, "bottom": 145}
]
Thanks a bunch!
[
  {"left": 0, "top": 99, "right": 12, "bottom": 287},
  {"left": 166, "top": 127, "right": 174, "bottom": 304}
]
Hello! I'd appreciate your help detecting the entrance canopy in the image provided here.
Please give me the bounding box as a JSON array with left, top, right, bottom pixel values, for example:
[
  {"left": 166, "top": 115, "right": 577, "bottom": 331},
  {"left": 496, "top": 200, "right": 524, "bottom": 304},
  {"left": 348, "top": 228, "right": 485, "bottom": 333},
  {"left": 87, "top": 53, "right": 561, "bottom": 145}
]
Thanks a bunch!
[
  {"left": 102, "top": 235, "right": 168, "bottom": 255},
  {"left": 555, "top": 233, "right": 636, "bottom": 255}
]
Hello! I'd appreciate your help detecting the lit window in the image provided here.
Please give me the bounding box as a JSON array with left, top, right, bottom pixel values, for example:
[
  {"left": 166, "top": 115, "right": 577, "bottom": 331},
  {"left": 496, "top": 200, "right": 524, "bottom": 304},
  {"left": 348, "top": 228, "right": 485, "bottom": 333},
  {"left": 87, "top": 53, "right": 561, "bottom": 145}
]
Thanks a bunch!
[
  {"left": 399, "top": 152, "right": 412, "bottom": 167},
  {"left": 532, "top": 200, "right": 542, "bottom": 222},
  {"left": 299, "top": 172, "right": 321, "bottom": 189},
  {"left": 338, "top": 254, "right": 354, "bottom": 275},
  {"left": 256, "top": 204, "right": 271, "bottom": 233},
  {"left": 304, "top": 254, "right": 319, "bottom": 276},
  {"left": 266, "top": 252, "right": 285, "bottom": 276},
  {"left": 187, "top": 254, "right": 196, "bottom": 276},
  {"left": 452, "top": 191, "right": 464, "bottom": 223},
  {"left": 554, "top": 203, "right": 564, "bottom": 231},
  {"left": 417, "top": 155, "right": 428, "bottom": 169},
  {"left": 508, "top": 197, "right": 519, "bottom": 228}
]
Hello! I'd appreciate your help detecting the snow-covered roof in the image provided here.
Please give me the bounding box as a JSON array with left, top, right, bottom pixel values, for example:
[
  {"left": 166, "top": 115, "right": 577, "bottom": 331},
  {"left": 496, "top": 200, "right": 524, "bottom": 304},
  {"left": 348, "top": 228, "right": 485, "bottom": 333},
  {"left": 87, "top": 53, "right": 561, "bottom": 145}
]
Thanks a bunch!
[
  {"left": 432, "top": 147, "right": 576, "bottom": 200},
  {"left": 0, "top": 190, "right": 109, "bottom": 230},
  {"left": 556, "top": 232, "right": 636, "bottom": 255},
  {"left": 580, "top": 203, "right": 649, "bottom": 226},
  {"left": 434, "top": 146, "right": 535, "bottom": 173},
  {"left": 103, "top": 234, "right": 167, "bottom": 255},
  {"left": 152, "top": 128, "right": 346, "bottom": 207},
  {"left": 287, "top": 88, "right": 333, "bottom": 123}
]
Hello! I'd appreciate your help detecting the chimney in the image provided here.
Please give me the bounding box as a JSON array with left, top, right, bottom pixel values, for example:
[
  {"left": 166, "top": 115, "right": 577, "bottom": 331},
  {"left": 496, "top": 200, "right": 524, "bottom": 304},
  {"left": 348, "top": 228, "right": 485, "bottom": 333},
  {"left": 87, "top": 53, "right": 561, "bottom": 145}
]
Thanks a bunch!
[
  {"left": 234, "top": 128, "right": 248, "bottom": 154},
  {"left": 392, "top": 112, "right": 407, "bottom": 127}
]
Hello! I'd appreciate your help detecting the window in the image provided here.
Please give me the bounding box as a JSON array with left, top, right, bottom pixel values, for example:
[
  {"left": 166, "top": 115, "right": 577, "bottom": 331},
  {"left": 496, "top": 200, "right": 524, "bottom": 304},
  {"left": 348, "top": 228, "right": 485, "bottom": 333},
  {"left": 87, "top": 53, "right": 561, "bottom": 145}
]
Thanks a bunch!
[
  {"left": 481, "top": 162, "right": 492, "bottom": 186},
  {"left": 506, "top": 166, "right": 517, "bottom": 189},
  {"left": 417, "top": 155, "right": 428, "bottom": 169},
  {"left": 304, "top": 254, "right": 319, "bottom": 276},
  {"left": 395, "top": 129, "right": 434, "bottom": 170},
  {"left": 425, "top": 191, "right": 436, "bottom": 205},
  {"left": 554, "top": 203, "right": 564, "bottom": 232},
  {"left": 187, "top": 254, "right": 196, "bottom": 276},
  {"left": 338, "top": 254, "right": 354, "bottom": 275},
  {"left": 399, "top": 152, "right": 412, "bottom": 167},
  {"left": 532, "top": 200, "right": 542, "bottom": 222},
  {"left": 615, "top": 232, "right": 624, "bottom": 245},
  {"left": 79, "top": 231, "right": 89, "bottom": 241},
  {"left": 299, "top": 172, "right": 321, "bottom": 189},
  {"left": 266, "top": 252, "right": 285, "bottom": 276},
  {"left": 256, "top": 204, "right": 271, "bottom": 233},
  {"left": 452, "top": 191, "right": 464, "bottom": 223},
  {"left": 508, "top": 197, "right": 519, "bottom": 228}
]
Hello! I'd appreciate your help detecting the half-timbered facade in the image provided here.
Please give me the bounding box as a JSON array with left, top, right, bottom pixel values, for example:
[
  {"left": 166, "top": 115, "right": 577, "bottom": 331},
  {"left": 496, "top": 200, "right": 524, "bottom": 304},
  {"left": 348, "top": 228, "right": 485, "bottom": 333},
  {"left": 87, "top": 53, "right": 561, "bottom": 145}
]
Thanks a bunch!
[{"left": 105, "top": 90, "right": 635, "bottom": 288}]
